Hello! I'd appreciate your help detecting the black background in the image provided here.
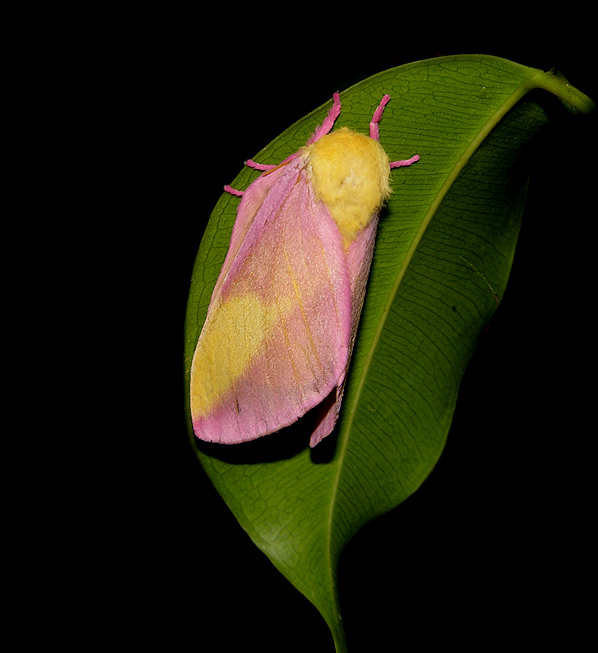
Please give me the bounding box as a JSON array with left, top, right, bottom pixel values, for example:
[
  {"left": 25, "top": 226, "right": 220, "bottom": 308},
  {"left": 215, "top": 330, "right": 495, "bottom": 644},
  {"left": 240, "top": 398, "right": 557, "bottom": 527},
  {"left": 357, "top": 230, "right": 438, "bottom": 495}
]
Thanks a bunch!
[{"left": 99, "top": 20, "right": 596, "bottom": 653}]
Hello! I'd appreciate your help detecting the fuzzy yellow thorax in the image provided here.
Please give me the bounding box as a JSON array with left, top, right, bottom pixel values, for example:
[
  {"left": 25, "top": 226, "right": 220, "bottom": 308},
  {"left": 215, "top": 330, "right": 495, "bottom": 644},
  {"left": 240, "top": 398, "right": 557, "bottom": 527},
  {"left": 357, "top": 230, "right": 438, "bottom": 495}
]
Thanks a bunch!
[{"left": 303, "top": 127, "right": 391, "bottom": 244}]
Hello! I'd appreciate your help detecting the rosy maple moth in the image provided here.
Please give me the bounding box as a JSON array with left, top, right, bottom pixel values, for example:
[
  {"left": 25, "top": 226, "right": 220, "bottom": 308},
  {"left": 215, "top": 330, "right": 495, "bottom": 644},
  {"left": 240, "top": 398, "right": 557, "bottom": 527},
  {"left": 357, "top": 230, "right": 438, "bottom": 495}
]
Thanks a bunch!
[{"left": 190, "top": 92, "right": 419, "bottom": 447}]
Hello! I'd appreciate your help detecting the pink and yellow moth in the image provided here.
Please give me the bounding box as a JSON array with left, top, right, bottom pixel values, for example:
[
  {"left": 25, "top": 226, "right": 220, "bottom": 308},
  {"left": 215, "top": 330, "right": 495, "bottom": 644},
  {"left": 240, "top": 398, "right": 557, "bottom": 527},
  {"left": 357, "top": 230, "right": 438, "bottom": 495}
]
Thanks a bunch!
[{"left": 190, "top": 92, "right": 419, "bottom": 447}]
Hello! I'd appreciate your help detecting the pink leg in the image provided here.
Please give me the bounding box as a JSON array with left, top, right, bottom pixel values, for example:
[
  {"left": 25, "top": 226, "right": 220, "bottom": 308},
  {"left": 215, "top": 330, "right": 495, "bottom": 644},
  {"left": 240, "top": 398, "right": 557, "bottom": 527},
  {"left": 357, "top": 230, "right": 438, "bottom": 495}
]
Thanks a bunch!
[
  {"left": 224, "top": 159, "right": 278, "bottom": 195},
  {"left": 306, "top": 92, "right": 342, "bottom": 145},
  {"left": 224, "top": 184, "right": 244, "bottom": 196},
  {"left": 369, "top": 94, "right": 391, "bottom": 141},
  {"left": 390, "top": 154, "right": 420, "bottom": 168},
  {"left": 244, "top": 159, "right": 278, "bottom": 171}
]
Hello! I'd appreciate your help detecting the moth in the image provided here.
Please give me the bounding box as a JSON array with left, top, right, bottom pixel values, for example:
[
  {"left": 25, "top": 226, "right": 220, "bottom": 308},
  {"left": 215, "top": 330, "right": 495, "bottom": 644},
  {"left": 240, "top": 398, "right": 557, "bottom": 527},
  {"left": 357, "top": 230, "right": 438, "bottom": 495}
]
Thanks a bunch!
[{"left": 190, "top": 92, "right": 419, "bottom": 447}]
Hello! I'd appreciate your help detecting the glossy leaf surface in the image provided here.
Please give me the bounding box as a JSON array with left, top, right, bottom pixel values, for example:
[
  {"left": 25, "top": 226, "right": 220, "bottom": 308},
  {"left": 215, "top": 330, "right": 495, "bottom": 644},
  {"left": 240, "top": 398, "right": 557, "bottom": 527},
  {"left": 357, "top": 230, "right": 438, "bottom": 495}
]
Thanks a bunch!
[{"left": 184, "top": 55, "right": 594, "bottom": 651}]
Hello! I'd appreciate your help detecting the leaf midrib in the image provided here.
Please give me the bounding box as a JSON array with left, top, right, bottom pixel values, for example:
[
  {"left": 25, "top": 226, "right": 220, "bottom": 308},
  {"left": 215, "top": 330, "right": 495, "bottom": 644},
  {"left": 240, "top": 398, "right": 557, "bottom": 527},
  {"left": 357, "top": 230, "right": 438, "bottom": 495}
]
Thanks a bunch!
[{"left": 323, "top": 69, "right": 543, "bottom": 623}]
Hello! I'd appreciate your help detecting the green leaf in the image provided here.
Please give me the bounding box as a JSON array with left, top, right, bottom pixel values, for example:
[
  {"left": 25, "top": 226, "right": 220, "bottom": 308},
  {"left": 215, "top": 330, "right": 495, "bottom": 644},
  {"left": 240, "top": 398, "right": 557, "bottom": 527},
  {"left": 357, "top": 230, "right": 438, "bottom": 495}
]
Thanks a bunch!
[{"left": 184, "top": 55, "right": 594, "bottom": 652}]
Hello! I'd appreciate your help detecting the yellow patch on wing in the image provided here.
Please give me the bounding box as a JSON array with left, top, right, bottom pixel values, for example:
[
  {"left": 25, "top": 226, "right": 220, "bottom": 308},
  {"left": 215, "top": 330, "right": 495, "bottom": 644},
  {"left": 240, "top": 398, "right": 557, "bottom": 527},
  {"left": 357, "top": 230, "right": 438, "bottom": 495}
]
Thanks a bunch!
[
  {"left": 190, "top": 293, "right": 288, "bottom": 418},
  {"left": 304, "top": 127, "right": 391, "bottom": 244}
]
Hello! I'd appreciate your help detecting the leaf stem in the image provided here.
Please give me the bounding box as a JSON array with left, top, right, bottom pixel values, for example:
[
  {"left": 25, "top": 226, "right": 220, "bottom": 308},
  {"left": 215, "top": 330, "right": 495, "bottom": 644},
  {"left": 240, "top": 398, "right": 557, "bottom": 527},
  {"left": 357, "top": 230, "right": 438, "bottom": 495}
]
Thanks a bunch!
[{"left": 531, "top": 69, "right": 596, "bottom": 114}]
